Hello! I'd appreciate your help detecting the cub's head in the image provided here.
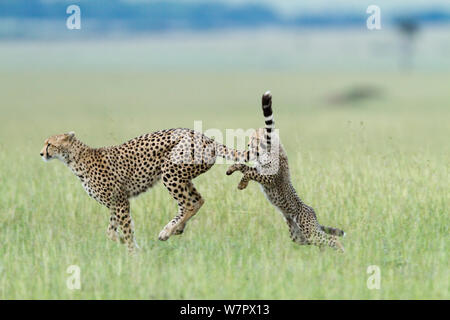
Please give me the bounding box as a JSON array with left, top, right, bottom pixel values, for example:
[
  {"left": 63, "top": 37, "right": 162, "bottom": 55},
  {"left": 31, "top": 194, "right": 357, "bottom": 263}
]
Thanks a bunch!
[
  {"left": 248, "top": 128, "right": 267, "bottom": 153},
  {"left": 247, "top": 128, "right": 287, "bottom": 166},
  {"left": 40, "top": 132, "right": 76, "bottom": 162},
  {"left": 248, "top": 128, "right": 282, "bottom": 154}
]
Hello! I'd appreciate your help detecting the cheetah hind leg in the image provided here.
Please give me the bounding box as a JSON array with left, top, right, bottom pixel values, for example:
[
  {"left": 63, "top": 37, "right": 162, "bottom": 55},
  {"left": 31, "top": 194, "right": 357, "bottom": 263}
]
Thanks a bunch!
[
  {"left": 159, "top": 180, "right": 204, "bottom": 241},
  {"left": 173, "top": 223, "right": 186, "bottom": 235},
  {"left": 158, "top": 198, "right": 204, "bottom": 240},
  {"left": 173, "top": 197, "right": 205, "bottom": 236}
]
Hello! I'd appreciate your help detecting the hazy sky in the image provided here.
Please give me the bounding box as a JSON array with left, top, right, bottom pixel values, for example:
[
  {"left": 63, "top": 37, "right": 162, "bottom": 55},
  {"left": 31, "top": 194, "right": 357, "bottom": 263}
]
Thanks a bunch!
[
  {"left": 222, "top": 0, "right": 450, "bottom": 14},
  {"left": 122, "top": 0, "right": 450, "bottom": 16}
]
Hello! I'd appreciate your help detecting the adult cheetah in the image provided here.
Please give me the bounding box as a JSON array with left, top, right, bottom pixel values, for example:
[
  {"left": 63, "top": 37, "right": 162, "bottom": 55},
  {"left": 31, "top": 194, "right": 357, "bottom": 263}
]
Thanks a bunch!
[
  {"left": 226, "top": 92, "right": 346, "bottom": 251},
  {"left": 40, "top": 128, "right": 249, "bottom": 252}
]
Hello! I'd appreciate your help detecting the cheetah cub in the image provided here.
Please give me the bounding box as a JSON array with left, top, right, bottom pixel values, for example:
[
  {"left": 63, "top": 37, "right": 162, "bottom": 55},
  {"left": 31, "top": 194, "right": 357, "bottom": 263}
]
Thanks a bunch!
[
  {"left": 227, "top": 92, "right": 346, "bottom": 252},
  {"left": 40, "top": 128, "right": 250, "bottom": 252}
]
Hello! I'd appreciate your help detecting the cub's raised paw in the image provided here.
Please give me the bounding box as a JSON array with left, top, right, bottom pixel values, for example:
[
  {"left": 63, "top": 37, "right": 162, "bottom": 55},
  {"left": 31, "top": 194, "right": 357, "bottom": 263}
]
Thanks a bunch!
[
  {"left": 237, "top": 178, "right": 249, "bottom": 190},
  {"left": 226, "top": 164, "right": 244, "bottom": 176}
]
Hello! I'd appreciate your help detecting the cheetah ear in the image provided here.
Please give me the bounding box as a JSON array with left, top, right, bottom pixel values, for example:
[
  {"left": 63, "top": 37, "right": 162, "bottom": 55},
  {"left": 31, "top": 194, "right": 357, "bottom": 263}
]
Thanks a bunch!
[{"left": 65, "top": 131, "right": 76, "bottom": 141}]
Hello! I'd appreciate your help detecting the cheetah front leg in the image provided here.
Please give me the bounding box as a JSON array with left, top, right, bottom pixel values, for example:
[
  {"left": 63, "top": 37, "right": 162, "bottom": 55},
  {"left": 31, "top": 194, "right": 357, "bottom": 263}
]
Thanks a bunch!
[
  {"left": 106, "top": 210, "right": 125, "bottom": 244},
  {"left": 114, "top": 199, "right": 139, "bottom": 252}
]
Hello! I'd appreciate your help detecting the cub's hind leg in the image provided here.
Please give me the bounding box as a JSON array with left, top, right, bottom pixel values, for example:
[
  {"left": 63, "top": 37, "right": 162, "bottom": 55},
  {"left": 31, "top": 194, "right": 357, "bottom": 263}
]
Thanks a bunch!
[
  {"left": 308, "top": 227, "right": 344, "bottom": 252},
  {"left": 285, "top": 216, "right": 308, "bottom": 245},
  {"left": 294, "top": 207, "right": 344, "bottom": 252}
]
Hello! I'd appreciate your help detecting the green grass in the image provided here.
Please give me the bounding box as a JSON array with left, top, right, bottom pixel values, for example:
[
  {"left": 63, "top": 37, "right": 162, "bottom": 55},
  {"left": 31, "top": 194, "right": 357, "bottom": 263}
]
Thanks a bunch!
[{"left": 0, "top": 71, "right": 448, "bottom": 299}]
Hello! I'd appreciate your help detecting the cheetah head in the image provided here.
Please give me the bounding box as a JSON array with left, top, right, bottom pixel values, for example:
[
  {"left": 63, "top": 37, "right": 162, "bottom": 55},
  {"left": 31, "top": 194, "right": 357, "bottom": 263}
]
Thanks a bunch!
[{"left": 40, "top": 132, "right": 76, "bottom": 162}]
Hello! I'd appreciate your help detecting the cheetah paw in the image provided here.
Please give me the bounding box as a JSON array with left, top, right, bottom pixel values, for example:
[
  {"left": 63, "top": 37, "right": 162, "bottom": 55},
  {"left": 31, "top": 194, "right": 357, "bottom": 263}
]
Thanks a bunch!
[
  {"left": 237, "top": 178, "right": 249, "bottom": 190},
  {"left": 226, "top": 164, "right": 243, "bottom": 176},
  {"left": 128, "top": 246, "right": 140, "bottom": 255},
  {"left": 226, "top": 168, "right": 236, "bottom": 176},
  {"left": 107, "top": 231, "right": 125, "bottom": 244},
  {"left": 173, "top": 228, "right": 185, "bottom": 235},
  {"left": 158, "top": 228, "right": 172, "bottom": 241}
]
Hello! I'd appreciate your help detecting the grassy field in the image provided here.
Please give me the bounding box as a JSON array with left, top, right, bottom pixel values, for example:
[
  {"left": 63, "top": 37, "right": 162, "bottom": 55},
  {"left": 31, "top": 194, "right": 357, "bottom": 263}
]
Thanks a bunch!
[{"left": 0, "top": 70, "right": 448, "bottom": 299}]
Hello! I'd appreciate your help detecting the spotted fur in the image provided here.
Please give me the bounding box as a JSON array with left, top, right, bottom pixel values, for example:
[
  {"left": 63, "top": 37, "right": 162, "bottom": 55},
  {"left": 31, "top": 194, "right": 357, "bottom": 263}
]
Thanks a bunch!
[
  {"left": 40, "top": 128, "right": 249, "bottom": 252},
  {"left": 227, "top": 91, "right": 346, "bottom": 252}
]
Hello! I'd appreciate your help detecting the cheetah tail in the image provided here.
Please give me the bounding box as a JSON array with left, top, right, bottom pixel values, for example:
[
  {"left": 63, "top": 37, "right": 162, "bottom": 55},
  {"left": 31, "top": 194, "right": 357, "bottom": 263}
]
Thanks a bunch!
[
  {"left": 214, "top": 142, "right": 250, "bottom": 163},
  {"left": 320, "top": 225, "right": 346, "bottom": 237},
  {"left": 262, "top": 91, "right": 274, "bottom": 151}
]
